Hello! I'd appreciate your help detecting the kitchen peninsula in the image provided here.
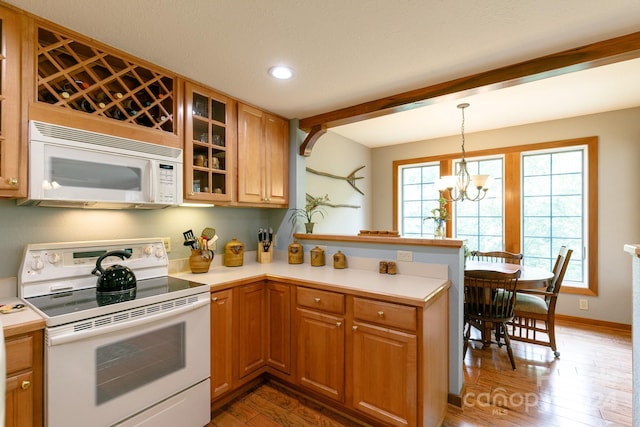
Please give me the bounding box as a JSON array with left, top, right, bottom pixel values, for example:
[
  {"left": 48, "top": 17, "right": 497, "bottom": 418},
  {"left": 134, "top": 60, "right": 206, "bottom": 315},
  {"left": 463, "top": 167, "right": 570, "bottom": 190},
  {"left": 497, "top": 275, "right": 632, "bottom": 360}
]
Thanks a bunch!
[{"left": 172, "top": 233, "right": 461, "bottom": 427}]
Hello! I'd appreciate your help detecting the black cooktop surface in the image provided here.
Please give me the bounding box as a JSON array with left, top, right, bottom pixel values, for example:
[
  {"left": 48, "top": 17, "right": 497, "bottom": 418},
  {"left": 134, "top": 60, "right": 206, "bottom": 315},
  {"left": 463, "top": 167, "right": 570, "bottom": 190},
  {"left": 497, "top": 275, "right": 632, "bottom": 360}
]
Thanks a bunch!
[{"left": 25, "top": 276, "right": 207, "bottom": 318}]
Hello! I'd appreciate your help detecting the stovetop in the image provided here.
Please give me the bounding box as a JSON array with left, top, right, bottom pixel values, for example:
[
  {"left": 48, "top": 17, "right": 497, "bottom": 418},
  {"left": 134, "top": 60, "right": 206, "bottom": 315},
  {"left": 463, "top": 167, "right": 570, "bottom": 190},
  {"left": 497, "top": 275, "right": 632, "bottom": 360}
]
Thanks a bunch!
[{"left": 25, "top": 276, "right": 206, "bottom": 319}]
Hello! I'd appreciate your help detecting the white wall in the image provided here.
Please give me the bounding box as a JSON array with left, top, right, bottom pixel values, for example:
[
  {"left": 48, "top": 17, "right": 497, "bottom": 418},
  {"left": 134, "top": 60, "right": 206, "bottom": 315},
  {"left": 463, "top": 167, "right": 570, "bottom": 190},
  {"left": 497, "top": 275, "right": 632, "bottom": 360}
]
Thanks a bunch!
[
  {"left": 370, "top": 107, "right": 640, "bottom": 325},
  {"left": 303, "top": 131, "right": 371, "bottom": 234}
]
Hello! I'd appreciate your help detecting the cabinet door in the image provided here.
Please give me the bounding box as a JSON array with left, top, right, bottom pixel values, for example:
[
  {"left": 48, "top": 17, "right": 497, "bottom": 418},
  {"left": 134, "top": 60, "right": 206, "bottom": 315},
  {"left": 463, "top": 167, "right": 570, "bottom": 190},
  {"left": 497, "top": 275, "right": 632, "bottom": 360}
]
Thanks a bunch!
[
  {"left": 237, "top": 282, "right": 267, "bottom": 378},
  {"left": 5, "top": 371, "right": 34, "bottom": 427},
  {"left": 296, "top": 307, "right": 344, "bottom": 401},
  {"left": 210, "top": 289, "right": 233, "bottom": 400},
  {"left": 237, "top": 103, "right": 265, "bottom": 204},
  {"left": 0, "top": 7, "right": 24, "bottom": 197},
  {"left": 264, "top": 114, "right": 288, "bottom": 205},
  {"left": 184, "top": 81, "right": 236, "bottom": 203},
  {"left": 267, "top": 282, "right": 291, "bottom": 374},
  {"left": 351, "top": 321, "right": 417, "bottom": 427}
]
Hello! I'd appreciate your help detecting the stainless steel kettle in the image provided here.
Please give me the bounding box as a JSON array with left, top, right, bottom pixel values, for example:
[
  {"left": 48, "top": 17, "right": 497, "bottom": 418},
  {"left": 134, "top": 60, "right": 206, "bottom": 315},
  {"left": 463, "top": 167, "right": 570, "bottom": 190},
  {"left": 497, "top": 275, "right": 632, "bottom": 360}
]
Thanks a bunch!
[{"left": 91, "top": 250, "right": 137, "bottom": 293}]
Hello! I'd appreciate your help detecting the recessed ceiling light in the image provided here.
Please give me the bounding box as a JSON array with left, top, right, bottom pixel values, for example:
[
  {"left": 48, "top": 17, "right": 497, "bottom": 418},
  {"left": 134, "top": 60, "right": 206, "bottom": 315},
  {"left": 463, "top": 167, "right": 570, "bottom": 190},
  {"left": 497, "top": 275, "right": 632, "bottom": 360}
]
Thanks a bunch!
[{"left": 268, "top": 65, "right": 294, "bottom": 80}]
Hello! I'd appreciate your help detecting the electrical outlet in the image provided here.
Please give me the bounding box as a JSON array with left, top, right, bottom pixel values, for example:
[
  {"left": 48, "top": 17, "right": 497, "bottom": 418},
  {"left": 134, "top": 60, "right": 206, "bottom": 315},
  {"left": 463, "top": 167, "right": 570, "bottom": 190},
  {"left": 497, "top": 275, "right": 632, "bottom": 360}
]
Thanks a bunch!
[
  {"left": 579, "top": 299, "right": 588, "bottom": 310},
  {"left": 397, "top": 250, "right": 413, "bottom": 262},
  {"left": 163, "top": 237, "right": 171, "bottom": 253}
]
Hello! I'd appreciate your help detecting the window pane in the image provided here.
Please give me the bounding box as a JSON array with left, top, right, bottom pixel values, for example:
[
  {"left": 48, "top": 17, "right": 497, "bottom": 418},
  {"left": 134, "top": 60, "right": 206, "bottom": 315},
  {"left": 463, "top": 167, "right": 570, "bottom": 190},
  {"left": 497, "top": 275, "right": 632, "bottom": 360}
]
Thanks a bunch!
[{"left": 399, "top": 163, "right": 440, "bottom": 237}]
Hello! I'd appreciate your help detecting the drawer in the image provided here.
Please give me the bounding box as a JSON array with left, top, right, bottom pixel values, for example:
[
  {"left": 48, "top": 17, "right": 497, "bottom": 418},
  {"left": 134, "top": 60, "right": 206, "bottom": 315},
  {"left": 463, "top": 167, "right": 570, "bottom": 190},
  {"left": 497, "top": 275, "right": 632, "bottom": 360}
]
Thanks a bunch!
[
  {"left": 297, "top": 287, "right": 345, "bottom": 314},
  {"left": 6, "top": 335, "right": 33, "bottom": 375},
  {"left": 353, "top": 298, "right": 417, "bottom": 332}
]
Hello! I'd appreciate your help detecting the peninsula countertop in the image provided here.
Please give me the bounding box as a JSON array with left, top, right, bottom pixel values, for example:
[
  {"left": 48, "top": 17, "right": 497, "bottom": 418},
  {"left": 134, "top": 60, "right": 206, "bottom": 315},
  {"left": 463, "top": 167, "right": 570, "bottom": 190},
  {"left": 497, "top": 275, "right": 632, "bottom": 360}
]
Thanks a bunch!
[{"left": 171, "top": 256, "right": 450, "bottom": 307}]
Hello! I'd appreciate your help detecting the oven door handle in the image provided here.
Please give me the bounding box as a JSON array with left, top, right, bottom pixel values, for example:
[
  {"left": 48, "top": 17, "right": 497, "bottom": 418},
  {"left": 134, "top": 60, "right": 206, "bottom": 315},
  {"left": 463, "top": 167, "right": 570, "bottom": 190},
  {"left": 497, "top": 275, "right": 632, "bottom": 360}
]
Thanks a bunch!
[{"left": 48, "top": 295, "right": 209, "bottom": 346}]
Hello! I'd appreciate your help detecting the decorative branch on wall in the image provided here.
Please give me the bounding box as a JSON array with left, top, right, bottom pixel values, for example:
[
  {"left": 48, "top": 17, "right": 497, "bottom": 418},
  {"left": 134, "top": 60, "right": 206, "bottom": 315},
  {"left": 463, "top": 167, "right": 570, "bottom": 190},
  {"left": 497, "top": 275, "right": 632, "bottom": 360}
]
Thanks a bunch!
[
  {"left": 306, "top": 165, "right": 365, "bottom": 195},
  {"left": 306, "top": 193, "right": 360, "bottom": 209}
]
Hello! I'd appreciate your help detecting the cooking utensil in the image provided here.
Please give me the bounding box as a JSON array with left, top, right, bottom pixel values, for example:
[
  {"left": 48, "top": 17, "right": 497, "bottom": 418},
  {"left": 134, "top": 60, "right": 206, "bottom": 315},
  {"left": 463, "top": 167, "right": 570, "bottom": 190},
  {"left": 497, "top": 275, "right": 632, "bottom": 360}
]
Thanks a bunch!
[
  {"left": 91, "top": 250, "right": 137, "bottom": 293},
  {"left": 201, "top": 227, "right": 216, "bottom": 241}
]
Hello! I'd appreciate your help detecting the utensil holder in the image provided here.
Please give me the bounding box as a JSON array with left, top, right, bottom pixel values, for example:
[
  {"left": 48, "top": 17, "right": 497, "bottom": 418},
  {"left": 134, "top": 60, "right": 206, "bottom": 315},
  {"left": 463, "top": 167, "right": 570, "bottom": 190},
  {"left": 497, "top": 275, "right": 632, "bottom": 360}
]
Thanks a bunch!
[
  {"left": 189, "top": 249, "right": 213, "bottom": 273},
  {"left": 257, "top": 241, "right": 273, "bottom": 264}
]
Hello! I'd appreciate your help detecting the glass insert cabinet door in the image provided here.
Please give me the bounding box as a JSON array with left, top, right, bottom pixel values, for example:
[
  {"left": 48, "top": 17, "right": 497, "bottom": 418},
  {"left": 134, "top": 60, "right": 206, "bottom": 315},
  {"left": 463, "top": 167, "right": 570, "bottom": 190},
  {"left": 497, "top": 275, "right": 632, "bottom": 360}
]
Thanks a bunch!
[{"left": 184, "top": 81, "right": 235, "bottom": 203}]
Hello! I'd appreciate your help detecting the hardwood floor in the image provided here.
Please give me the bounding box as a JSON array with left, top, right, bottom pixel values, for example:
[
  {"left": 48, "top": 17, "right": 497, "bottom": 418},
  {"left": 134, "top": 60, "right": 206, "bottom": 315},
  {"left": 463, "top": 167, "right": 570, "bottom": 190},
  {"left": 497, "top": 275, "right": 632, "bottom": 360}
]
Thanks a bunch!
[{"left": 210, "top": 320, "right": 632, "bottom": 426}]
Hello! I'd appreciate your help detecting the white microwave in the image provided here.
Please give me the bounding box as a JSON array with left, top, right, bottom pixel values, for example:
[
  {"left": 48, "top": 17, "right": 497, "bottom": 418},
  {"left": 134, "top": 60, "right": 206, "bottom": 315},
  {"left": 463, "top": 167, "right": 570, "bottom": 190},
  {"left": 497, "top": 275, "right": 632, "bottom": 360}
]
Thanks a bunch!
[{"left": 19, "top": 121, "right": 183, "bottom": 209}]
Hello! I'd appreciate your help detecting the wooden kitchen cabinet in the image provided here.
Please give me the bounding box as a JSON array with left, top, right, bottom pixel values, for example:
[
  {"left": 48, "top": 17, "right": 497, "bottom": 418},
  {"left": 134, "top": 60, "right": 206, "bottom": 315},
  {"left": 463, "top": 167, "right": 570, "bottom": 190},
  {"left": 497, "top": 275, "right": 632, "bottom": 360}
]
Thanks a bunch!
[
  {"left": 350, "top": 297, "right": 418, "bottom": 426},
  {"left": 0, "top": 6, "right": 25, "bottom": 197},
  {"left": 184, "top": 81, "right": 236, "bottom": 203},
  {"left": 25, "top": 19, "right": 181, "bottom": 148},
  {"left": 266, "top": 281, "right": 291, "bottom": 375},
  {"left": 295, "top": 287, "right": 345, "bottom": 402},
  {"left": 5, "top": 330, "right": 43, "bottom": 427},
  {"left": 237, "top": 103, "right": 289, "bottom": 207},
  {"left": 236, "top": 282, "right": 267, "bottom": 380},
  {"left": 210, "top": 289, "right": 233, "bottom": 400}
]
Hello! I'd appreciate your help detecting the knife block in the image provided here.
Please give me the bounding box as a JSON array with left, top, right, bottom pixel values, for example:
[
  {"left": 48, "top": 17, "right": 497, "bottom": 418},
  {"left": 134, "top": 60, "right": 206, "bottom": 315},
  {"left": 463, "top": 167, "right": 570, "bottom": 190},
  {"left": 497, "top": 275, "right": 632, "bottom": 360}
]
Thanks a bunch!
[{"left": 257, "top": 241, "right": 273, "bottom": 264}]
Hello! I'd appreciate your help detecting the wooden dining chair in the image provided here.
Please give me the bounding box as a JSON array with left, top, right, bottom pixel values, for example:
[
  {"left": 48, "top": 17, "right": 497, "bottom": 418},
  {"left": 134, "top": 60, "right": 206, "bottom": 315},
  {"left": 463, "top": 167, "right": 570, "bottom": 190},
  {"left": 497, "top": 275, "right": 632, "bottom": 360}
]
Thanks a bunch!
[
  {"left": 470, "top": 250, "right": 524, "bottom": 264},
  {"left": 509, "top": 246, "right": 573, "bottom": 357},
  {"left": 463, "top": 269, "right": 521, "bottom": 369}
]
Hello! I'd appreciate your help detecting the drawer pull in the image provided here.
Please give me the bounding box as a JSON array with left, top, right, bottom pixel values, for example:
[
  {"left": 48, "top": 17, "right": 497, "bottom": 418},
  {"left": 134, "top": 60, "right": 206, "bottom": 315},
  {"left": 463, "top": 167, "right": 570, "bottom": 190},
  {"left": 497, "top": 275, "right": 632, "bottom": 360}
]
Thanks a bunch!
[
  {"left": 377, "top": 311, "right": 385, "bottom": 318},
  {"left": 211, "top": 296, "right": 218, "bottom": 302},
  {"left": 352, "top": 325, "right": 358, "bottom": 331},
  {"left": 336, "top": 321, "right": 342, "bottom": 327},
  {"left": 21, "top": 380, "right": 31, "bottom": 390},
  {"left": 314, "top": 297, "right": 321, "bottom": 303}
]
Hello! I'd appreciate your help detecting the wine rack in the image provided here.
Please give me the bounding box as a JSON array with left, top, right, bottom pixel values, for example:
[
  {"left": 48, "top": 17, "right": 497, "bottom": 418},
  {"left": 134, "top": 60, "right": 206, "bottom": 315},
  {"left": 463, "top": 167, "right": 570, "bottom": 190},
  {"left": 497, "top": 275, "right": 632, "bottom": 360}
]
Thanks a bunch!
[{"left": 36, "top": 26, "right": 175, "bottom": 133}]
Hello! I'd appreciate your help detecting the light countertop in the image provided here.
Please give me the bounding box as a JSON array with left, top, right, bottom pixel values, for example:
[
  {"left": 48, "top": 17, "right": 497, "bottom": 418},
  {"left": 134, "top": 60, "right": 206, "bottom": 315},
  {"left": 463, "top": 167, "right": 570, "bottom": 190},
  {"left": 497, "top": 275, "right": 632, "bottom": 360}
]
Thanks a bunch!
[
  {"left": 171, "top": 257, "right": 450, "bottom": 307},
  {"left": 0, "top": 297, "right": 46, "bottom": 337}
]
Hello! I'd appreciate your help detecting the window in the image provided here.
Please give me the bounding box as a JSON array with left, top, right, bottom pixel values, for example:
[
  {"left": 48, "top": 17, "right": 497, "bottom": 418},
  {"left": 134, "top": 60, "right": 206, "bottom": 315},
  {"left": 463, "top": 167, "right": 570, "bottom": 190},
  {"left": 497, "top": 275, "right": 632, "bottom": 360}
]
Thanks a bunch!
[
  {"left": 522, "top": 148, "right": 585, "bottom": 284},
  {"left": 393, "top": 136, "right": 597, "bottom": 295}
]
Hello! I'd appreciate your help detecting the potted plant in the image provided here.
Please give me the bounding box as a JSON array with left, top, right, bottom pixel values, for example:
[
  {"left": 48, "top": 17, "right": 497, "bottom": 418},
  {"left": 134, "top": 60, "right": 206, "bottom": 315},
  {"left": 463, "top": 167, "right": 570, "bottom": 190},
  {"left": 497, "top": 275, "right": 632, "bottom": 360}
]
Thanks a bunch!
[
  {"left": 289, "top": 194, "right": 330, "bottom": 233},
  {"left": 425, "top": 196, "right": 450, "bottom": 238}
]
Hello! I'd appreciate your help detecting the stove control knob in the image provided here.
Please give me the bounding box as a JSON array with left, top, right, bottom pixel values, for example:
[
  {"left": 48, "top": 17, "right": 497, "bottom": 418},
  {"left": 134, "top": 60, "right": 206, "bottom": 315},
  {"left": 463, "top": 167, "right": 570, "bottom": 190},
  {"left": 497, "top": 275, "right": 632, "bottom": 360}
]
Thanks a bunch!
[
  {"left": 155, "top": 246, "right": 165, "bottom": 258},
  {"left": 48, "top": 252, "right": 61, "bottom": 265},
  {"left": 144, "top": 245, "right": 154, "bottom": 256},
  {"left": 30, "top": 256, "right": 44, "bottom": 271}
]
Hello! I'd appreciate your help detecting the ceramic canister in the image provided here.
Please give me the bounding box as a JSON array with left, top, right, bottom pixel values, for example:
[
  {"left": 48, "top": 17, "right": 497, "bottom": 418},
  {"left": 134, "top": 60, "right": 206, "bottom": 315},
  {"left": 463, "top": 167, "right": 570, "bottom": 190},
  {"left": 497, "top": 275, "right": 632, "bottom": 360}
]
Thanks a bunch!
[
  {"left": 288, "top": 240, "right": 303, "bottom": 264},
  {"left": 333, "top": 251, "right": 346, "bottom": 269},
  {"left": 310, "top": 246, "right": 325, "bottom": 267},
  {"left": 224, "top": 238, "right": 244, "bottom": 267}
]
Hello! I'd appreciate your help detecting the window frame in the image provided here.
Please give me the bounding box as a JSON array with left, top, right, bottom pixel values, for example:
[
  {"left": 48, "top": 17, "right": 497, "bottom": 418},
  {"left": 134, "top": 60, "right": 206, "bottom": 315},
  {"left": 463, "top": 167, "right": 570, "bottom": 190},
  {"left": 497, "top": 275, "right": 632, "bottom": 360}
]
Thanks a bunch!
[{"left": 392, "top": 136, "right": 598, "bottom": 296}]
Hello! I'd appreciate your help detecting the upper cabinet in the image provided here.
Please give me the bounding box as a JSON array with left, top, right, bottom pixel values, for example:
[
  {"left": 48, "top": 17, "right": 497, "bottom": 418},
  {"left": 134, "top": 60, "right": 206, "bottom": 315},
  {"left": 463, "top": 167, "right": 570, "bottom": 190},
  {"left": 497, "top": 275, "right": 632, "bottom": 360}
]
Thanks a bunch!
[
  {"left": 25, "top": 20, "right": 182, "bottom": 148},
  {"left": 184, "top": 81, "right": 236, "bottom": 203},
  {"left": 0, "top": 6, "right": 25, "bottom": 197},
  {"left": 237, "top": 103, "right": 289, "bottom": 207}
]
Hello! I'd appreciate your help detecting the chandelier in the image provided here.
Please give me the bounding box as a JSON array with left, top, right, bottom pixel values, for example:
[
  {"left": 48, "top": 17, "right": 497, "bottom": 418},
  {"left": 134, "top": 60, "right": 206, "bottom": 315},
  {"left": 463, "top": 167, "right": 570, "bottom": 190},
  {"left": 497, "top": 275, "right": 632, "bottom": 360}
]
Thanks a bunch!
[{"left": 437, "top": 103, "right": 490, "bottom": 202}]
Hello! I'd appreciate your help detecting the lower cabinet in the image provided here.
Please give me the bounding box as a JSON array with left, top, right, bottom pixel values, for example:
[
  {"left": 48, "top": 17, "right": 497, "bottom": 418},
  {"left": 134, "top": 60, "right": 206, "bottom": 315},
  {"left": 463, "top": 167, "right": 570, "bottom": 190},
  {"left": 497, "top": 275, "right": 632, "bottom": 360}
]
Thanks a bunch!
[
  {"left": 208, "top": 279, "right": 449, "bottom": 427},
  {"left": 5, "top": 330, "right": 43, "bottom": 427},
  {"left": 210, "top": 289, "right": 233, "bottom": 399},
  {"left": 350, "top": 300, "right": 418, "bottom": 426},
  {"left": 295, "top": 307, "right": 345, "bottom": 401},
  {"left": 236, "top": 282, "right": 267, "bottom": 379}
]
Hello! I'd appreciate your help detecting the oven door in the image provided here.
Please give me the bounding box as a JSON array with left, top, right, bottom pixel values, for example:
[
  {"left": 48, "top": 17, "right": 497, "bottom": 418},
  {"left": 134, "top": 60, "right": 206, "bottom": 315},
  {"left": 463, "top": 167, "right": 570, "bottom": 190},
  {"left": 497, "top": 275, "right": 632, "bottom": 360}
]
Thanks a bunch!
[{"left": 45, "top": 295, "right": 210, "bottom": 427}]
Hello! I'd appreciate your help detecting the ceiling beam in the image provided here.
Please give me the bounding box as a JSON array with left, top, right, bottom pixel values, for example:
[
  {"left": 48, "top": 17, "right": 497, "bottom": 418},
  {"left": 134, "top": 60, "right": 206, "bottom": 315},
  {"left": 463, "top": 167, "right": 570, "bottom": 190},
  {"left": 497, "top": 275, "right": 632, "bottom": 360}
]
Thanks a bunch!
[{"left": 299, "top": 31, "right": 640, "bottom": 134}]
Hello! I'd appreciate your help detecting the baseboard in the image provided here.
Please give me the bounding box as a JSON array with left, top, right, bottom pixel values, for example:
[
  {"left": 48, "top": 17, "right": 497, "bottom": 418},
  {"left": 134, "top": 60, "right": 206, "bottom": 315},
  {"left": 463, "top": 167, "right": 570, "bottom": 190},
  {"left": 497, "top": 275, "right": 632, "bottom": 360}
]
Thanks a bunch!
[
  {"left": 556, "top": 314, "right": 631, "bottom": 332},
  {"left": 447, "top": 383, "right": 465, "bottom": 408}
]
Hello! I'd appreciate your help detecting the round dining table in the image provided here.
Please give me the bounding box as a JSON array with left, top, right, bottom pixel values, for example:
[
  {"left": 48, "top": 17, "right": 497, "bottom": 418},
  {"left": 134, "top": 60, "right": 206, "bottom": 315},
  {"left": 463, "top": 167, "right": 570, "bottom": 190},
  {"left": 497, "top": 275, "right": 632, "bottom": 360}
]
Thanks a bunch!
[{"left": 464, "top": 260, "right": 554, "bottom": 289}]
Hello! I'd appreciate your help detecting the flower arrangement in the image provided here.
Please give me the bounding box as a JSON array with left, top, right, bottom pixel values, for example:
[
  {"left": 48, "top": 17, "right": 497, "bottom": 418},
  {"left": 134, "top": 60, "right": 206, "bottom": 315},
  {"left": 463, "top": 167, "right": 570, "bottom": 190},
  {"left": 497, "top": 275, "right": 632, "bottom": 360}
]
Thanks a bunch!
[
  {"left": 425, "top": 196, "right": 450, "bottom": 238},
  {"left": 425, "top": 196, "right": 450, "bottom": 226},
  {"left": 288, "top": 194, "right": 330, "bottom": 232}
]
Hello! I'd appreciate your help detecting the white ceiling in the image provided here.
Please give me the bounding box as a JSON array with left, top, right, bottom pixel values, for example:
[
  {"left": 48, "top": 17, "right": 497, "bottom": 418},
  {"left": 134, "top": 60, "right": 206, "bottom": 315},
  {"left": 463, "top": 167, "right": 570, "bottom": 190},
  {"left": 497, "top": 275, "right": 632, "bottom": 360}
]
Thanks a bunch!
[{"left": 6, "top": 0, "right": 640, "bottom": 147}]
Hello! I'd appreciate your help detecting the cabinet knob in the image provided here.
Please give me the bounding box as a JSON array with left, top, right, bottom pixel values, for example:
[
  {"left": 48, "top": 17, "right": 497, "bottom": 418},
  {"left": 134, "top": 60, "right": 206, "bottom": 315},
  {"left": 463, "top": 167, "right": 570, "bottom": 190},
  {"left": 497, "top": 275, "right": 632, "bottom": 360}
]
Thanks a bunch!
[
  {"left": 377, "top": 311, "right": 384, "bottom": 318},
  {"left": 336, "top": 322, "right": 342, "bottom": 327},
  {"left": 211, "top": 296, "right": 218, "bottom": 302},
  {"left": 314, "top": 297, "right": 321, "bottom": 303},
  {"left": 352, "top": 325, "right": 358, "bottom": 331},
  {"left": 6, "top": 177, "right": 18, "bottom": 186},
  {"left": 21, "top": 380, "right": 31, "bottom": 390}
]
